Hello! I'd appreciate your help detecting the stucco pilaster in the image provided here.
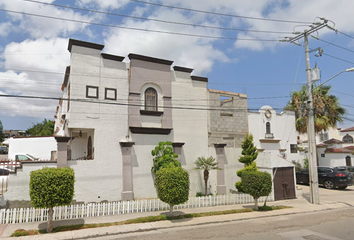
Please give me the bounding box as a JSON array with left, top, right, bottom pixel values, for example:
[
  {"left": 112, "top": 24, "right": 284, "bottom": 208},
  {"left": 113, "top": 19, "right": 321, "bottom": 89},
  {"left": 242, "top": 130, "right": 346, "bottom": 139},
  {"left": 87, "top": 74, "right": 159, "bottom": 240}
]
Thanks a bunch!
[
  {"left": 214, "top": 144, "right": 227, "bottom": 194},
  {"left": 120, "top": 142, "right": 135, "bottom": 201},
  {"left": 55, "top": 137, "right": 71, "bottom": 168},
  {"left": 172, "top": 142, "right": 185, "bottom": 164}
]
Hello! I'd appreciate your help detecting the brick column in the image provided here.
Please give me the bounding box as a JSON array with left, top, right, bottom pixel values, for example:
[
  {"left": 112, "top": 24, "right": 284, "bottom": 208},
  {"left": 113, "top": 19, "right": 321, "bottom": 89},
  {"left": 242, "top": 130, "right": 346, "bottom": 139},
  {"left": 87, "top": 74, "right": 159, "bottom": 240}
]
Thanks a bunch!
[
  {"left": 120, "top": 142, "right": 135, "bottom": 201},
  {"left": 55, "top": 137, "right": 71, "bottom": 168},
  {"left": 172, "top": 142, "right": 185, "bottom": 164},
  {"left": 214, "top": 144, "right": 227, "bottom": 194}
]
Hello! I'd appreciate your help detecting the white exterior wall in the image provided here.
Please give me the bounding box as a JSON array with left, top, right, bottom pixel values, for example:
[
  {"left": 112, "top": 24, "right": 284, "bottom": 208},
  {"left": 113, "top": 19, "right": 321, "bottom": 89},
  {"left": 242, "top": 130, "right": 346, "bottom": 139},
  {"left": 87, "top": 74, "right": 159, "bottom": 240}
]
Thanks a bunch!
[
  {"left": 7, "top": 137, "right": 57, "bottom": 160},
  {"left": 61, "top": 44, "right": 129, "bottom": 203},
  {"left": 1, "top": 162, "right": 57, "bottom": 205},
  {"left": 172, "top": 72, "right": 209, "bottom": 196},
  {"left": 248, "top": 106, "right": 302, "bottom": 168}
]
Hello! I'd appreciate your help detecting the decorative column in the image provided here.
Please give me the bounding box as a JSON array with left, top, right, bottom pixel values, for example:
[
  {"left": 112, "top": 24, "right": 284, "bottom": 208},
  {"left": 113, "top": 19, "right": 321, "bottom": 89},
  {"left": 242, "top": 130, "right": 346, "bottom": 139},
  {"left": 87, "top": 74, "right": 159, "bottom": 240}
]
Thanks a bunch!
[
  {"left": 214, "top": 144, "right": 227, "bottom": 195},
  {"left": 172, "top": 142, "right": 185, "bottom": 164},
  {"left": 55, "top": 137, "right": 71, "bottom": 168},
  {"left": 120, "top": 141, "right": 135, "bottom": 201}
]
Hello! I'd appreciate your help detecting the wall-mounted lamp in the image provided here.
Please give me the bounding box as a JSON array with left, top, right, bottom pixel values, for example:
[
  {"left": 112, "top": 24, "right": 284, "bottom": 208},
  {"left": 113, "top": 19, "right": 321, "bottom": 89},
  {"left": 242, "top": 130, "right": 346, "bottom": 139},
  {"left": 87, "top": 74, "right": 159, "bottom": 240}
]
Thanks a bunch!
[{"left": 79, "top": 130, "right": 82, "bottom": 137}]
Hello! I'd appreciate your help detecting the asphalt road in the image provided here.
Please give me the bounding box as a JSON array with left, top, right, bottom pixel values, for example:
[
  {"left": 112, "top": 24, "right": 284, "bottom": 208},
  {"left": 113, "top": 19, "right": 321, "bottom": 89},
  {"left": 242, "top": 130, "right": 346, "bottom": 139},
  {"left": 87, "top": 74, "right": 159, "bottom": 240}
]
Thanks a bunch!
[{"left": 88, "top": 185, "right": 354, "bottom": 240}]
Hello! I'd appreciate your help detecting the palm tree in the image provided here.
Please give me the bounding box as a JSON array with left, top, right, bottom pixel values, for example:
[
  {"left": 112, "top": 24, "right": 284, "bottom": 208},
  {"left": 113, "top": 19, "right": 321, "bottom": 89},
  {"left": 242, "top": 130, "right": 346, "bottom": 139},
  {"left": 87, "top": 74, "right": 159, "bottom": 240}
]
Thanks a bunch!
[
  {"left": 194, "top": 156, "right": 221, "bottom": 196},
  {"left": 285, "top": 84, "right": 345, "bottom": 134}
]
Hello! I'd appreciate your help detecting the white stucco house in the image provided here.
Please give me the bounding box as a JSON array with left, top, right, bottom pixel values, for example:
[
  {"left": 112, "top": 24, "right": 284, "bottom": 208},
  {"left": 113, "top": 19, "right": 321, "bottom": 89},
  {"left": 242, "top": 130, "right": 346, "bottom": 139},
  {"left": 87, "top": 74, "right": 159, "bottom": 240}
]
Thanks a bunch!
[
  {"left": 2, "top": 39, "right": 303, "bottom": 206},
  {"left": 299, "top": 126, "right": 354, "bottom": 167},
  {"left": 50, "top": 39, "right": 253, "bottom": 203}
]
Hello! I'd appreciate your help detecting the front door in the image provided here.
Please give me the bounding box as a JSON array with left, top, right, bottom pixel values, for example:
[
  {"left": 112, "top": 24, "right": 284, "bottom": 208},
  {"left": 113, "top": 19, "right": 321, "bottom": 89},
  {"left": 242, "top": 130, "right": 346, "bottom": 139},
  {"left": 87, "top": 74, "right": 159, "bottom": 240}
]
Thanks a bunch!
[{"left": 273, "top": 167, "right": 296, "bottom": 200}]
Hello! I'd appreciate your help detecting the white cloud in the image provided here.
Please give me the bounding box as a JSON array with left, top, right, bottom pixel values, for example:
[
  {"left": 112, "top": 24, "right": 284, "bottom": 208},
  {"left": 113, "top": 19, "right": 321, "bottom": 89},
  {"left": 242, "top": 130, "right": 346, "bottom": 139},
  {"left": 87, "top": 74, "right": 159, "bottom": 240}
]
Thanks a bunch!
[
  {"left": 0, "top": 0, "right": 95, "bottom": 38},
  {"left": 77, "top": 0, "right": 130, "bottom": 10},
  {"left": 0, "top": 38, "right": 69, "bottom": 118},
  {"left": 104, "top": 8, "right": 228, "bottom": 74},
  {"left": 0, "top": 22, "right": 12, "bottom": 37}
]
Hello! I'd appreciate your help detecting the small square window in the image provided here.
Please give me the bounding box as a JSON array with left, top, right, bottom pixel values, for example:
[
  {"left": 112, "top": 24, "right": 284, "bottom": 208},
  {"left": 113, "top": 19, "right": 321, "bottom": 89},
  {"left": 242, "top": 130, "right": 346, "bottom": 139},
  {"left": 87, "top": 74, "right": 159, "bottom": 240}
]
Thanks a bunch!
[
  {"left": 290, "top": 144, "right": 297, "bottom": 153},
  {"left": 86, "top": 86, "right": 99, "bottom": 99},
  {"left": 321, "top": 153, "right": 325, "bottom": 158},
  {"left": 105, "top": 88, "right": 117, "bottom": 100}
]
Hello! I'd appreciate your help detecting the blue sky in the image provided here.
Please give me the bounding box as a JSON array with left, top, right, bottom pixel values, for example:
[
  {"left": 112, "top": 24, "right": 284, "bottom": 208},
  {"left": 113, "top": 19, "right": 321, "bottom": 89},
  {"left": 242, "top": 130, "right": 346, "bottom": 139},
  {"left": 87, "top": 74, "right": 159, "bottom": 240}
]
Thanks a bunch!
[{"left": 1, "top": 0, "right": 354, "bottom": 131}]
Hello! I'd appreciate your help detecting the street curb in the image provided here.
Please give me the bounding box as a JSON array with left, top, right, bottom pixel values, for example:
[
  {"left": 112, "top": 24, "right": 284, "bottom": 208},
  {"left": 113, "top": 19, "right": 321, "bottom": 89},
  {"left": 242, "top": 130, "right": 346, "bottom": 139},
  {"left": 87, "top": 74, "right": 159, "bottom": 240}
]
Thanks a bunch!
[{"left": 2, "top": 202, "right": 351, "bottom": 240}]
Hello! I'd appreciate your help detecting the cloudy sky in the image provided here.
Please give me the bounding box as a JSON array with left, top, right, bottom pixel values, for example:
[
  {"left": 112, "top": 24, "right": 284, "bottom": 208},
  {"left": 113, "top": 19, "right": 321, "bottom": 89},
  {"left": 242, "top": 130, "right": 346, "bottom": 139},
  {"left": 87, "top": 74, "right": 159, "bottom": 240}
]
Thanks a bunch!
[{"left": 1, "top": 0, "right": 354, "bottom": 131}]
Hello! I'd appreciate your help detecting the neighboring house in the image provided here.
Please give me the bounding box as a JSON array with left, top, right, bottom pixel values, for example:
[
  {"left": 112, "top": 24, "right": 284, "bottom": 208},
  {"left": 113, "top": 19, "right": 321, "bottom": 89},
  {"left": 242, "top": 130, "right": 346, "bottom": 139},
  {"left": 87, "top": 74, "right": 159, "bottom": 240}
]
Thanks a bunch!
[
  {"left": 248, "top": 106, "right": 303, "bottom": 200},
  {"left": 4, "top": 130, "right": 26, "bottom": 139},
  {"left": 299, "top": 126, "right": 354, "bottom": 167}
]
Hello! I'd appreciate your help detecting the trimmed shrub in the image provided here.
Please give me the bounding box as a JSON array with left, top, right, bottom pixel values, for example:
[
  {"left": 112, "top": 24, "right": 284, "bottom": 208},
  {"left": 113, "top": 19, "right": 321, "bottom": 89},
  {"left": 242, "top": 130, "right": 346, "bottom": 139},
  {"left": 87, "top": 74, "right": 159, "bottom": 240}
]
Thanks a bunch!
[
  {"left": 241, "top": 171, "right": 272, "bottom": 210},
  {"left": 235, "top": 134, "right": 258, "bottom": 192},
  {"left": 155, "top": 167, "right": 189, "bottom": 216},
  {"left": 151, "top": 141, "right": 181, "bottom": 174},
  {"left": 30, "top": 167, "right": 75, "bottom": 233}
]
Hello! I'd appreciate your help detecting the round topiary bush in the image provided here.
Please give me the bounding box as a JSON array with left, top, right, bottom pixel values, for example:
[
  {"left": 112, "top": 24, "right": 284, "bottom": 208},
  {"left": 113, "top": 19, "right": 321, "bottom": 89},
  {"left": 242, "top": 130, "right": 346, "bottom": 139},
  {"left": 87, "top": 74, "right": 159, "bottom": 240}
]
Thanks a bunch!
[{"left": 155, "top": 167, "right": 189, "bottom": 216}]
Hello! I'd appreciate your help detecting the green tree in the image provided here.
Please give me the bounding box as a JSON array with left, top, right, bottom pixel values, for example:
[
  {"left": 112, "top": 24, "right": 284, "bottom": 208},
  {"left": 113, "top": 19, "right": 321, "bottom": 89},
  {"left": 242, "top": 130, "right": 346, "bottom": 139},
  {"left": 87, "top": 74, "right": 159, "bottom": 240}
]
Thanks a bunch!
[
  {"left": 241, "top": 171, "right": 272, "bottom": 210},
  {"left": 26, "top": 119, "right": 54, "bottom": 136},
  {"left": 151, "top": 141, "right": 180, "bottom": 174},
  {"left": 30, "top": 167, "right": 75, "bottom": 233},
  {"left": 235, "top": 133, "right": 258, "bottom": 192},
  {"left": 155, "top": 166, "right": 189, "bottom": 216},
  {"left": 0, "top": 120, "right": 4, "bottom": 143},
  {"left": 194, "top": 156, "right": 221, "bottom": 196},
  {"left": 285, "top": 84, "right": 345, "bottom": 134}
]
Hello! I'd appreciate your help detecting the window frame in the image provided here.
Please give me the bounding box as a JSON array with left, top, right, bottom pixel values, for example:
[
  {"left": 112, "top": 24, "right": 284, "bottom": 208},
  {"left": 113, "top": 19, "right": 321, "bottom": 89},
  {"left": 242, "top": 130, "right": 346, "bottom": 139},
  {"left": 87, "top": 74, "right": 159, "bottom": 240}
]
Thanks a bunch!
[
  {"left": 343, "top": 134, "right": 353, "bottom": 143},
  {"left": 104, "top": 88, "right": 117, "bottom": 100},
  {"left": 86, "top": 85, "right": 99, "bottom": 99},
  {"left": 144, "top": 87, "right": 158, "bottom": 111},
  {"left": 290, "top": 144, "right": 298, "bottom": 153}
]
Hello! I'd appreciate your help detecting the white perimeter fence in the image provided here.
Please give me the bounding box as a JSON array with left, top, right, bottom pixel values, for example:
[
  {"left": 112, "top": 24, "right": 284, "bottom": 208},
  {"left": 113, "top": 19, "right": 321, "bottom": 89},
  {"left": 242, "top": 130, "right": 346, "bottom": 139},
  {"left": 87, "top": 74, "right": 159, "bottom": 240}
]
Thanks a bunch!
[{"left": 0, "top": 194, "right": 273, "bottom": 224}]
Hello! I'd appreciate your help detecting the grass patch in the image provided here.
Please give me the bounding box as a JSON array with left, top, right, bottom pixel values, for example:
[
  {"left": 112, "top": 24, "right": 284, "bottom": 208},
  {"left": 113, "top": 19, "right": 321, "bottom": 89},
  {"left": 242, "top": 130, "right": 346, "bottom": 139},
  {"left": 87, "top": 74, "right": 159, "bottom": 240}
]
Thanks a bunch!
[
  {"left": 256, "top": 205, "right": 292, "bottom": 211},
  {"left": 10, "top": 206, "right": 290, "bottom": 237}
]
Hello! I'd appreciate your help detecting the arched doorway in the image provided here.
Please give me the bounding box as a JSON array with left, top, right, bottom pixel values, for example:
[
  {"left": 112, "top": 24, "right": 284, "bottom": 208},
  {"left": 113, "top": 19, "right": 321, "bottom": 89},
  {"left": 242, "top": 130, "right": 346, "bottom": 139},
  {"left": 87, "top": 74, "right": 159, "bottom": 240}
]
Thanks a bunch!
[
  {"left": 87, "top": 136, "right": 92, "bottom": 159},
  {"left": 346, "top": 155, "right": 352, "bottom": 166}
]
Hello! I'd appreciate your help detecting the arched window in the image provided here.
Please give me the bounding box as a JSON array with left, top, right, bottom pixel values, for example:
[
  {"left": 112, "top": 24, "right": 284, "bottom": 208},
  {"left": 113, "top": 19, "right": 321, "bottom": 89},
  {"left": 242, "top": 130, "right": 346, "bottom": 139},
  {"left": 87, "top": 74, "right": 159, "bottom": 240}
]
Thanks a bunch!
[
  {"left": 145, "top": 88, "right": 157, "bottom": 111},
  {"left": 343, "top": 134, "right": 353, "bottom": 143},
  {"left": 266, "top": 122, "right": 271, "bottom": 134}
]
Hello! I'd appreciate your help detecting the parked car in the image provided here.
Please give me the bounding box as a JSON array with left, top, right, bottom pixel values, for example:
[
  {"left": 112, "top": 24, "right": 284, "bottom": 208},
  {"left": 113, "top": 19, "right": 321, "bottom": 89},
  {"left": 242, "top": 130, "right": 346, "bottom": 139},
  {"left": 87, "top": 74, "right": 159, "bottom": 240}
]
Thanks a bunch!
[
  {"left": 0, "top": 146, "right": 8, "bottom": 154},
  {"left": 14, "top": 154, "right": 39, "bottom": 161},
  {"left": 337, "top": 166, "right": 354, "bottom": 175},
  {"left": 296, "top": 166, "right": 353, "bottom": 189}
]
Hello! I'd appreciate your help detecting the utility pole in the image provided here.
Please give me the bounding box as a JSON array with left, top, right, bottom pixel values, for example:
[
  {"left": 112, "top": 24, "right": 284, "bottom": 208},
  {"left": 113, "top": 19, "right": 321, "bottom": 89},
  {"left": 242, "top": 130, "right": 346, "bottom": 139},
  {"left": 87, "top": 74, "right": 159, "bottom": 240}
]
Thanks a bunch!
[{"left": 281, "top": 18, "right": 331, "bottom": 204}]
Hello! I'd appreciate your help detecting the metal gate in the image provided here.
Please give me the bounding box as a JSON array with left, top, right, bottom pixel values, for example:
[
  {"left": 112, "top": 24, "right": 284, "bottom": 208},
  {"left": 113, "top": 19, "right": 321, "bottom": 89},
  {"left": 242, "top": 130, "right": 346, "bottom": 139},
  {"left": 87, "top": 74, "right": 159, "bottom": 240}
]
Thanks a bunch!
[{"left": 273, "top": 167, "right": 296, "bottom": 200}]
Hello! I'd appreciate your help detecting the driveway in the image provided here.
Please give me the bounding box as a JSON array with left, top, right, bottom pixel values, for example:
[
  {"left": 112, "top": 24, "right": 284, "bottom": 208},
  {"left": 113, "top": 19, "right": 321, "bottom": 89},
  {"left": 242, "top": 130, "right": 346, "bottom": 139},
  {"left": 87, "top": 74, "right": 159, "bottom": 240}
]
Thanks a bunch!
[{"left": 298, "top": 184, "right": 354, "bottom": 205}]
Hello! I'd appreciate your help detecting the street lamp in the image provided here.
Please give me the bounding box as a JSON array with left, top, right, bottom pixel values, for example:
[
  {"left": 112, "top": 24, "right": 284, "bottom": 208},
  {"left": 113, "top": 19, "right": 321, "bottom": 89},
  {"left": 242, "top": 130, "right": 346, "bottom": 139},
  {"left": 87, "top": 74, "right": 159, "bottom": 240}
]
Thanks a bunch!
[{"left": 317, "top": 67, "right": 354, "bottom": 88}]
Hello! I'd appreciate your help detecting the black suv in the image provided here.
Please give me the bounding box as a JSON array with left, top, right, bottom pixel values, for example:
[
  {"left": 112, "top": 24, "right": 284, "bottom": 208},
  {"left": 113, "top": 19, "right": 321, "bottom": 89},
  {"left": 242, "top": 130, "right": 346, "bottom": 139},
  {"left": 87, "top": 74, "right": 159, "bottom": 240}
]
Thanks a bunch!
[{"left": 296, "top": 166, "right": 353, "bottom": 189}]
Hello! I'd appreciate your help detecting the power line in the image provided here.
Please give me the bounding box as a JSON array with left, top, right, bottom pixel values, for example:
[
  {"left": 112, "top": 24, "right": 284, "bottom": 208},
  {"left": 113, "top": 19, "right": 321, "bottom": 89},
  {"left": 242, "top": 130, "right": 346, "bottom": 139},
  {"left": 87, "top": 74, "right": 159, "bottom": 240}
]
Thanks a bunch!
[
  {"left": 0, "top": 8, "right": 278, "bottom": 41},
  {"left": 337, "top": 30, "right": 354, "bottom": 40},
  {"left": 0, "top": 94, "right": 286, "bottom": 111},
  {"left": 322, "top": 52, "right": 354, "bottom": 65},
  {"left": 316, "top": 38, "right": 354, "bottom": 53},
  {"left": 129, "top": 0, "right": 313, "bottom": 24},
  {"left": 20, "top": 0, "right": 293, "bottom": 35}
]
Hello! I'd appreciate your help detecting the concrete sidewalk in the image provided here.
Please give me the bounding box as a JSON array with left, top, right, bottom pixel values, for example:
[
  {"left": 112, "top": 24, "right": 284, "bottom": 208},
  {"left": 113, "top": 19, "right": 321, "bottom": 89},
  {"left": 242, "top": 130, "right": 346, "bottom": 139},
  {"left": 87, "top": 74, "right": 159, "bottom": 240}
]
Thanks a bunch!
[{"left": 0, "top": 189, "right": 353, "bottom": 240}]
